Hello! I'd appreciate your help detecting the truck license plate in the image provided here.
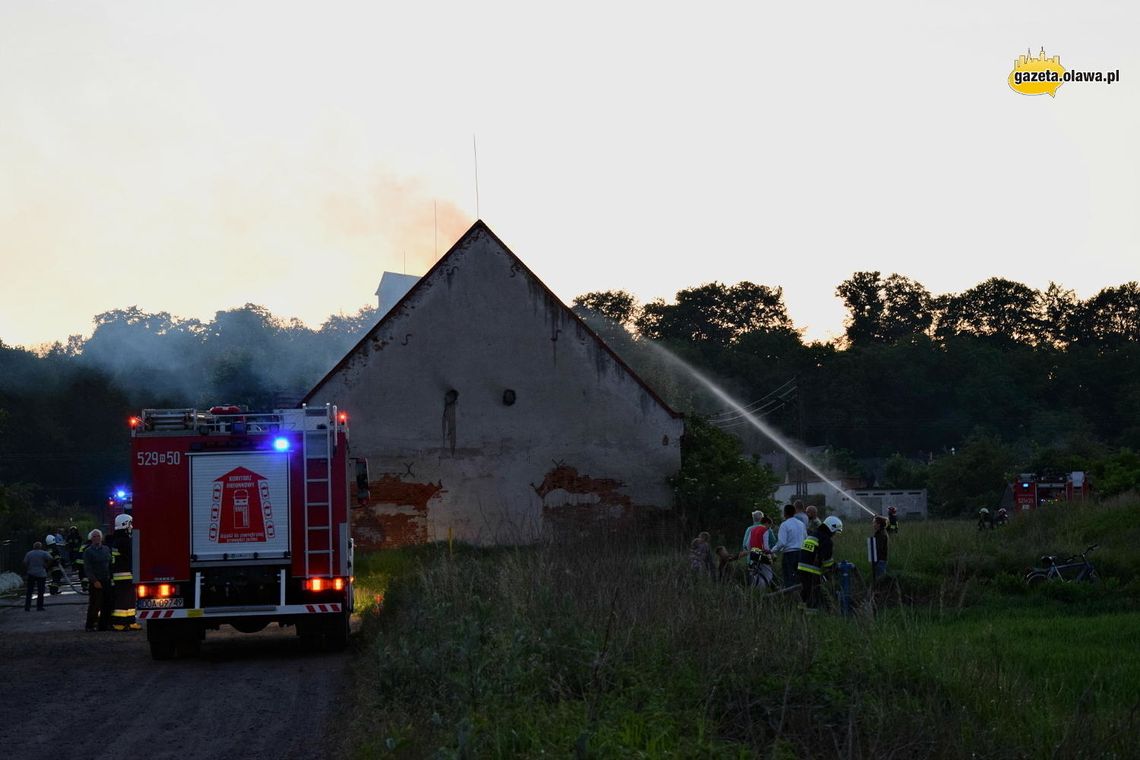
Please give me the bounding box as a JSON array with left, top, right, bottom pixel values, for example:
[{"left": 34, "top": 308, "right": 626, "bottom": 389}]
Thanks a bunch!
[{"left": 138, "top": 598, "right": 185, "bottom": 609}]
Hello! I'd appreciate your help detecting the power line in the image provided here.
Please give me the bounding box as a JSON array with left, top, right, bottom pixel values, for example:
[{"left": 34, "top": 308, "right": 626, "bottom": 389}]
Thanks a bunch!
[{"left": 706, "top": 378, "right": 798, "bottom": 422}]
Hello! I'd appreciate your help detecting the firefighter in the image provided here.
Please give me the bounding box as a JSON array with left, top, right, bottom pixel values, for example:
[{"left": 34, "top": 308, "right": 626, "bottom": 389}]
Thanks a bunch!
[
  {"left": 996, "top": 508, "right": 1009, "bottom": 527},
  {"left": 977, "top": 508, "right": 993, "bottom": 531},
  {"left": 74, "top": 532, "right": 92, "bottom": 592},
  {"left": 109, "top": 514, "right": 140, "bottom": 631},
  {"left": 65, "top": 526, "right": 82, "bottom": 570},
  {"left": 886, "top": 506, "right": 899, "bottom": 534},
  {"left": 45, "top": 535, "right": 64, "bottom": 595},
  {"left": 798, "top": 516, "right": 843, "bottom": 609}
]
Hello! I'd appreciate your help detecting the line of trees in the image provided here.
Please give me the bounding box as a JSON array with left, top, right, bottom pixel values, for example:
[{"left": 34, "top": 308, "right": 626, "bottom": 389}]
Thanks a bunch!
[
  {"left": 0, "top": 304, "right": 376, "bottom": 537},
  {"left": 572, "top": 274, "right": 1140, "bottom": 524},
  {"left": 2, "top": 272, "right": 1138, "bottom": 538}
]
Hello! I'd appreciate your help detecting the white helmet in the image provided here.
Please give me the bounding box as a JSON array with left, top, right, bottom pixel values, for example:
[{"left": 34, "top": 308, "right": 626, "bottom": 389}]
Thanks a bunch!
[
  {"left": 823, "top": 516, "right": 844, "bottom": 534},
  {"left": 45, "top": 534, "right": 57, "bottom": 546},
  {"left": 114, "top": 513, "right": 133, "bottom": 530}
]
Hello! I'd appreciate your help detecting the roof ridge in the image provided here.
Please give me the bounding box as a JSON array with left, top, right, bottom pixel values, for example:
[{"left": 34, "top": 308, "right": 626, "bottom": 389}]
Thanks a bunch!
[{"left": 303, "top": 220, "right": 680, "bottom": 419}]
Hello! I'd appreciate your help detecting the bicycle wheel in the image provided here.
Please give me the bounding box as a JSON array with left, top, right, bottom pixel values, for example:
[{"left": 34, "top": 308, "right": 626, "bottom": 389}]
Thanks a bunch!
[{"left": 1025, "top": 572, "right": 1047, "bottom": 587}]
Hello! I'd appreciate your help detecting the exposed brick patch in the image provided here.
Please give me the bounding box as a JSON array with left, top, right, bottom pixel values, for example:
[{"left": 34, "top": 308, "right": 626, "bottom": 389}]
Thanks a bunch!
[
  {"left": 352, "top": 510, "right": 428, "bottom": 550},
  {"left": 351, "top": 475, "right": 444, "bottom": 549},
  {"left": 368, "top": 475, "right": 444, "bottom": 512},
  {"left": 532, "top": 464, "right": 672, "bottom": 539},
  {"left": 531, "top": 465, "right": 631, "bottom": 508}
]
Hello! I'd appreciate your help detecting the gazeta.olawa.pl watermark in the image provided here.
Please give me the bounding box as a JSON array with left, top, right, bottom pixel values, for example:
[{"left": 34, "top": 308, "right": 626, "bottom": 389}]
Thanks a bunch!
[{"left": 1008, "top": 48, "right": 1119, "bottom": 97}]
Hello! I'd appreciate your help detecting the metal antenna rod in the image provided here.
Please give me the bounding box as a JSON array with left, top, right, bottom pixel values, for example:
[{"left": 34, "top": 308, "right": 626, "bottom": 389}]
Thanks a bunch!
[{"left": 473, "top": 134, "right": 480, "bottom": 219}]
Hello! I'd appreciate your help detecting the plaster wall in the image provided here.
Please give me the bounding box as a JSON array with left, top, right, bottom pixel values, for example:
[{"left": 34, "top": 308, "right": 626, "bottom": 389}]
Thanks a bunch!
[{"left": 309, "top": 225, "right": 683, "bottom": 547}]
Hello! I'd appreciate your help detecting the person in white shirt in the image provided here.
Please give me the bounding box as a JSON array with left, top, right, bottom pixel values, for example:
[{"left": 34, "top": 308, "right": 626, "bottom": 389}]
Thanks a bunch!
[{"left": 771, "top": 503, "right": 808, "bottom": 589}]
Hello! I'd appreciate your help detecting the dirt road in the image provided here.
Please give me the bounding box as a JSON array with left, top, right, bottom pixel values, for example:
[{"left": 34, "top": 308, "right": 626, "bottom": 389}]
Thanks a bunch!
[{"left": 0, "top": 590, "right": 352, "bottom": 760}]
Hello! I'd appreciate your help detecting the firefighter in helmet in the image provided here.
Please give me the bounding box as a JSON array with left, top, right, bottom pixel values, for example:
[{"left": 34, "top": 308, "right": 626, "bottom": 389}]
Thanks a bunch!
[
  {"left": 886, "top": 506, "right": 899, "bottom": 534},
  {"left": 977, "top": 508, "right": 993, "bottom": 531},
  {"left": 45, "top": 535, "right": 64, "bottom": 595},
  {"left": 109, "top": 514, "right": 140, "bottom": 631},
  {"left": 798, "top": 515, "right": 843, "bottom": 609}
]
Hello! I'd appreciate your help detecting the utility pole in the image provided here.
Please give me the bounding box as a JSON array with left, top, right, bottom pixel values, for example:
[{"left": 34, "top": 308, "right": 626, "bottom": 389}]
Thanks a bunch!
[{"left": 795, "top": 376, "right": 807, "bottom": 498}]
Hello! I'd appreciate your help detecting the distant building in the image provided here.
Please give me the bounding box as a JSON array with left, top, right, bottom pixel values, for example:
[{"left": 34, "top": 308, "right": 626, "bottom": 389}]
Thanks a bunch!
[
  {"left": 374, "top": 272, "right": 419, "bottom": 320},
  {"left": 305, "top": 221, "right": 683, "bottom": 548},
  {"left": 850, "top": 489, "right": 927, "bottom": 520},
  {"left": 773, "top": 481, "right": 927, "bottom": 520}
]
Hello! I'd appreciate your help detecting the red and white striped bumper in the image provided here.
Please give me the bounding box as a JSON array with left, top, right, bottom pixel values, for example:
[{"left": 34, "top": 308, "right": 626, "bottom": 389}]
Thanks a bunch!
[
  {"left": 304, "top": 603, "right": 341, "bottom": 613},
  {"left": 138, "top": 603, "right": 342, "bottom": 620}
]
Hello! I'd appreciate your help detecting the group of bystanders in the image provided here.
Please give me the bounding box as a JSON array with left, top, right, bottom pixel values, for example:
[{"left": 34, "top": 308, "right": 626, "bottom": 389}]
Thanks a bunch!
[{"left": 689, "top": 499, "right": 898, "bottom": 609}]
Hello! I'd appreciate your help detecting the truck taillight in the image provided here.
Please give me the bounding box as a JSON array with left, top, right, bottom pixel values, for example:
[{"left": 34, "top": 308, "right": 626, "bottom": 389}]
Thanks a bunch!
[
  {"left": 305, "top": 577, "right": 346, "bottom": 592},
  {"left": 137, "top": 584, "right": 179, "bottom": 599},
  {"left": 137, "top": 585, "right": 149, "bottom": 598}
]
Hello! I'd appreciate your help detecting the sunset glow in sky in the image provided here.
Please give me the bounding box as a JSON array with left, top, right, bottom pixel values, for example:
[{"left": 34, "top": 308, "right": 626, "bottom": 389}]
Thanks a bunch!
[{"left": 2, "top": 1, "right": 1137, "bottom": 348}]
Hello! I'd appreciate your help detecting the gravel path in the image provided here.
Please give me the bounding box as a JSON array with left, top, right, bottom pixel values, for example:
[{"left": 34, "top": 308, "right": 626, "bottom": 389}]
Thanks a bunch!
[{"left": 0, "top": 590, "right": 353, "bottom": 760}]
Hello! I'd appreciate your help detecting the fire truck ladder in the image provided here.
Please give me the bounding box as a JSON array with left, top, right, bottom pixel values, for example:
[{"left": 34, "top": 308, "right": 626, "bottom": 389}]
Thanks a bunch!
[{"left": 302, "top": 406, "right": 334, "bottom": 577}]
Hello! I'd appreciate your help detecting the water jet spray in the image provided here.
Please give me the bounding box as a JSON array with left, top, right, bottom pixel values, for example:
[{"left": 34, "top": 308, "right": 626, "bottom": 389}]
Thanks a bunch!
[{"left": 645, "top": 342, "right": 878, "bottom": 518}]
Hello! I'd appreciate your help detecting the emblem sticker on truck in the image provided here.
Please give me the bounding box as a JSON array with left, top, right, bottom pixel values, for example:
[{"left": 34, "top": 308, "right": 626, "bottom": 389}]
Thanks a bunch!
[
  {"left": 208, "top": 466, "right": 276, "bottom": 543},
  {"left": 190, "top": 452, "right": 290, "bottom": 560}
]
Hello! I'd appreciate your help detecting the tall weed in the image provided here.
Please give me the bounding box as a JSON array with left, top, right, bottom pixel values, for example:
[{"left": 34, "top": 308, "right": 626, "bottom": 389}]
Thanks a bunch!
[{"left": 345, "top": 499, "right": 1140, "bottom": 758}]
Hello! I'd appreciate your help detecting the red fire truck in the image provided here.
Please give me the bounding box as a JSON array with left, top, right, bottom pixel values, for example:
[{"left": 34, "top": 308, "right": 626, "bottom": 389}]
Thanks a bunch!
[
  {"left": 1011, "top": 471, "right": 1091, "bottom": 512},
  {"left": 130, "top": 404, "right": 355, "bottom": 659}
]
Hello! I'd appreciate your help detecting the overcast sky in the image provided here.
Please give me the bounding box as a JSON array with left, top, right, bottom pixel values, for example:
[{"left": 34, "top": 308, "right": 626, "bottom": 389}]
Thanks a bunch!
[{"left": 1, "top": 0, "right": 1136, "bottom": 348}]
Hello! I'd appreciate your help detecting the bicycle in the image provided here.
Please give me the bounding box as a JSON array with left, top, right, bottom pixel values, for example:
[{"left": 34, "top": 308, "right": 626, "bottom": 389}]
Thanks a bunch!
[{"left": 1024, "top": 544, "right": 1100, "bottom": 585}]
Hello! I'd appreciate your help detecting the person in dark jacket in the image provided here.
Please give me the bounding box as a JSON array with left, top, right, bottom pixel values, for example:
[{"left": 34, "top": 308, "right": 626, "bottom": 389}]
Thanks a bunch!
[
  {"left": 109, "top": 514, "right": 139, "bottom": 631},
  {"left": 83, "top": 529, "right": 114, "bottom": 631},
  {"left": 869, "top": 516, "right": 889, "bottom": 581},
  {"left": 798, "top": 516, "right": 844, "bottom": 608},
  {"left": 23, "top": 541, "right": 53, "bottom": 611},
  {"left": 65, "top": 526, "right": 83, "bottom": 569}
]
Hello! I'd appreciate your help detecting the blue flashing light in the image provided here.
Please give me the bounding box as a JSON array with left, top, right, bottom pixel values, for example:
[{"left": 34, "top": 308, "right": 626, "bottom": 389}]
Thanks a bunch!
[
  {"left": 116, "top": 489, "right": 127, "bottom": 499},
  {"left": 1021, "top": 483, "right": 1030, "bottom": 488},
  {"left": 273, "top": 437, "right": 291, "bottom": 452}
]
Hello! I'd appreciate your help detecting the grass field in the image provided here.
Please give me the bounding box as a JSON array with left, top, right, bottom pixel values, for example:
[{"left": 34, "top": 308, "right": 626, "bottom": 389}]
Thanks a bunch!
[{"left": 343, "top": 498, "right": 1140, "bottom": 759}]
